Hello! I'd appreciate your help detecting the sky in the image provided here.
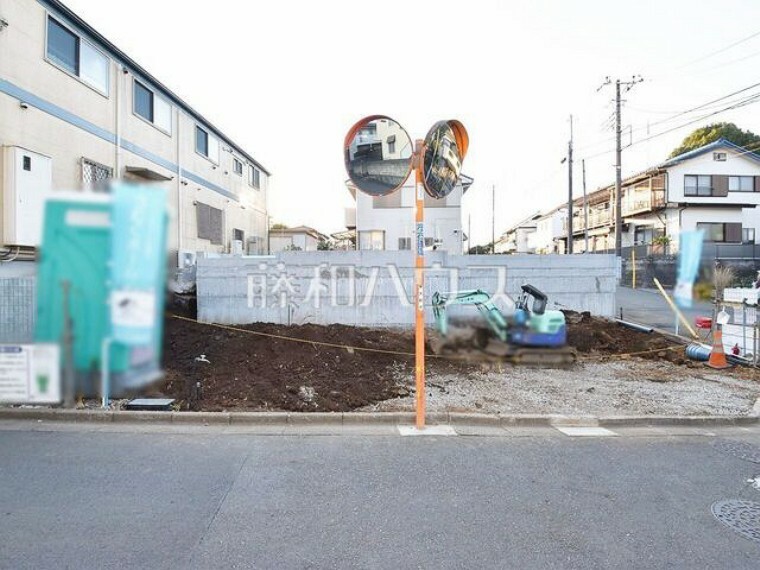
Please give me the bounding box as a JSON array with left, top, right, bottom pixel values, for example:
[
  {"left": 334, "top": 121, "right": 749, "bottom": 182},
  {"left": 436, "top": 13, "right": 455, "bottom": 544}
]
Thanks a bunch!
[{"left": 62, "top": 0, "right": 760, "bottom": 246}]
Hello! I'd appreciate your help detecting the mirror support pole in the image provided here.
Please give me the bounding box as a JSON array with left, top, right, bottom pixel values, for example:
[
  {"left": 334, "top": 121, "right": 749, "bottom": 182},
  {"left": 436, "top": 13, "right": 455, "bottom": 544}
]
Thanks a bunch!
[{"left": 413, "top": 140, "right": 426, "bottom": 429}]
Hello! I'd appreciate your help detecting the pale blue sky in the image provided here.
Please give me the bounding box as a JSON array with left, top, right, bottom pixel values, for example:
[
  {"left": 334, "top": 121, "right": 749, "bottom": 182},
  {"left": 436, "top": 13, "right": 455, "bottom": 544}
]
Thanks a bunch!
[{"left": 63, "top": 0, "right": 760, "bottom": 245}]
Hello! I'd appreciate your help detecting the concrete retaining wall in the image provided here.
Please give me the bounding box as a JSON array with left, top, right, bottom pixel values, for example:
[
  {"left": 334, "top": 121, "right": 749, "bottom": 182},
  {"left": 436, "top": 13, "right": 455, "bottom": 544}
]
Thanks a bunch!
[{"left": 197, "top": 252, "right": 618, "bottom": 326}]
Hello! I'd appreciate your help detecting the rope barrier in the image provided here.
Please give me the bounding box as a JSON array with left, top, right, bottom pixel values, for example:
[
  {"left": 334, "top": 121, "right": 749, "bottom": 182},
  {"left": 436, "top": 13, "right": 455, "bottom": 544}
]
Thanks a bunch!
[{"left": 169, "top": 314, "right": 688, "bottom": 364}]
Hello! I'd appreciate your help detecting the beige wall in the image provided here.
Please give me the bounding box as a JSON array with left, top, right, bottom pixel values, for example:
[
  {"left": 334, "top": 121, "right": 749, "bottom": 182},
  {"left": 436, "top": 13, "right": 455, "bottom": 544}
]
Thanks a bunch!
[{"left": 0, "top": 0, "right": 269, "bottom": 260}]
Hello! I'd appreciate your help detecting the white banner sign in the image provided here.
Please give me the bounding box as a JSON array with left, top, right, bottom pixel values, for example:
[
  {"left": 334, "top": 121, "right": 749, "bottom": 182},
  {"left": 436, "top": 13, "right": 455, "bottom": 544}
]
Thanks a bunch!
[{"left": 0, "top": 344, "right": 61, "bottom": 404}]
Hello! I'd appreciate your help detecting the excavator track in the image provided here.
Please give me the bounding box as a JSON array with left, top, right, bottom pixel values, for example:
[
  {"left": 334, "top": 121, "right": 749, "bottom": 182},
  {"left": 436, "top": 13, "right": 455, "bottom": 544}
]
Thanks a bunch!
[{"left": 427, "top": 327, "right": 577, "bottom": 368}]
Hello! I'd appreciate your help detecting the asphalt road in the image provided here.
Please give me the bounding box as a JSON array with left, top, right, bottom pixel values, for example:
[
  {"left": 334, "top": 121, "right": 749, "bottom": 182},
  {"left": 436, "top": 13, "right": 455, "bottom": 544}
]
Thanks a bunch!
[
  {"left": 616, "top": 285, "right": 713, "bottom": 334},
  {"left": 1, "top": 423, "right": 760, "bottom": 569}
]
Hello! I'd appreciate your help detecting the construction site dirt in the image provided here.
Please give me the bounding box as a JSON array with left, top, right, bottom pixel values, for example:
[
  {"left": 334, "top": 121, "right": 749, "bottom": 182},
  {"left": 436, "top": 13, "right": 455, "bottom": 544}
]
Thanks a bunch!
[{"left": 160, "top": 313, "right": 760, "bottom": 415}]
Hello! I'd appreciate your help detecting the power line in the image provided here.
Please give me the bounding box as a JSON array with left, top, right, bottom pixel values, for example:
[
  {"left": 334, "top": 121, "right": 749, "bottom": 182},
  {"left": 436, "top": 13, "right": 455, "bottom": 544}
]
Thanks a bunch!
[
  {"left": 576, "top": 80, "right": 760, "bottom": 156},
  {"left": 676, "top": 29, "right": 760, "bottom": 70},
  {"left": 628, "top": 92, "right": 760, "bottom": 149},
  {"left": 573, "top": 89, "right": 760, "bottom": 169}
]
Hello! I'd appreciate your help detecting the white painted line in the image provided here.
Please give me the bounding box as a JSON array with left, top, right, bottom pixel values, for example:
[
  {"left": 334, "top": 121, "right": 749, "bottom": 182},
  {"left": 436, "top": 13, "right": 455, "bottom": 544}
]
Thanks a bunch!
[
  {"left": 398, "top": 425, "right": 458, "bottom": 437},
  {"left": 554, "top": 426, "right": 618, "bottom": 437}
]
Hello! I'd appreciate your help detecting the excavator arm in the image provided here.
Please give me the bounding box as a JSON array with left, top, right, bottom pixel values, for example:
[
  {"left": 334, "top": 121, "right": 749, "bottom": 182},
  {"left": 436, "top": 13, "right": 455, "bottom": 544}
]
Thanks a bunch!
[{"left": 431, "top": 289, "right": 509, "bottom": 342}]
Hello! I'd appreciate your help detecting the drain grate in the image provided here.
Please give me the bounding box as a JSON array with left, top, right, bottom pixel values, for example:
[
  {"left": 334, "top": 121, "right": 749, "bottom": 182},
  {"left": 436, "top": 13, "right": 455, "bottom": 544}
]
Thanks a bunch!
[
  {"left": 712, "top": 440, "right": 760, "bottom": 464},
  {"left": 711, "top": 500, "right": 760, "bottom": 544}
]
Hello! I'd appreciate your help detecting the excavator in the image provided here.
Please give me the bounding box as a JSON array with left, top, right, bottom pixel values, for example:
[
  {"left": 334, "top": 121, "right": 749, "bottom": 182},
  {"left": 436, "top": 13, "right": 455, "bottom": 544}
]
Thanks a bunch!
[{"left": 429, "top": 284, "right": 577, "bottom": 366}]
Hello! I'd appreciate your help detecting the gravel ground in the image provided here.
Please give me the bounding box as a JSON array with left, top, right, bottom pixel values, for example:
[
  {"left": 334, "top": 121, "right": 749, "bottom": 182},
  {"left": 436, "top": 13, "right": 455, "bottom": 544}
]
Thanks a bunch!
[{"left": 360, "top": 359, "right": 760, "bottom": 416}]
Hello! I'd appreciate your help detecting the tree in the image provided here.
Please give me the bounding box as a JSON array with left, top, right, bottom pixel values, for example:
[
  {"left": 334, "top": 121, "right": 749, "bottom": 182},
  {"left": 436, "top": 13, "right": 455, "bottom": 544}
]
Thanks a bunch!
[
  {"left": 317, "top": 239, "right": 333, "bottom": 251},
  {"left": 669, "top": 122, "right": 760, "bottom": 158},
  {"left": 271, "top": 223, "right": 289, "bottom": 230},
  {"left": 468, "top": 243, "right": 494, "bottom": 254}
]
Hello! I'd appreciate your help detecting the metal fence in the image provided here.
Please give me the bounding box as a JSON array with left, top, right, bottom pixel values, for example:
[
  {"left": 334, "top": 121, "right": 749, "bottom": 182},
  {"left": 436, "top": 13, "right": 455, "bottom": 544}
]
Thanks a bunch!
[{"left": 0, "top": 277, "right": 35, "bottom": 343}]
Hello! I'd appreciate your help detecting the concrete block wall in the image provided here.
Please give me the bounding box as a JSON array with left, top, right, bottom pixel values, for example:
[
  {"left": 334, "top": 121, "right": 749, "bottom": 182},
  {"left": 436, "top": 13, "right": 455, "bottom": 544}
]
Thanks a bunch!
[{"left": 197, "top": 252, "right": 618, "bottom": 326}]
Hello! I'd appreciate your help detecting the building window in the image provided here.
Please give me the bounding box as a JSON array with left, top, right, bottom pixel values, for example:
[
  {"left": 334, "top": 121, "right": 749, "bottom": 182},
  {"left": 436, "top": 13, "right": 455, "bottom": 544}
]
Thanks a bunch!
[
  {"left": 81, "top": 158, "right": 113, "bottom": 191},
  {"left": 713, "top": 152, "right": 727, "bottom": 161},
  {"left": 398, "top": 237, "right": 411, "bottom": 250},
  {"left": 729, "top": 176, "right": 754, "bottom": 192},
  {"left": 46, "top": 16, "right": 109, "bottom": 94},
  {"left": 696, "top": 222, "right": 743, "bottom": 243},
  {"left": 743, "top": 228, "right": 755, "bottom": 243},
  {"left": 249, "top": 166, "right": 261, "bottom": 188},
  {"left": 133, "top": 80, "right": 172, "bottom": 133},
  {"left": 684, "top": 175, "right": 713, "bottom": 197},
  {"left": 23, "top": 156, "right": 32, "bottom": 171},
  {"left": 195, "top": 126, "right": 219, "bottom": 163},
  {"left": 359, "top": 230, "right": 385, "bottom": 250},
  {"left": 196, "top": 202, "right": 224, "bottom": 245},
  {"left": 387, "top": 135, "right": 396, "bottom": 154},
  {"left": 233, "top": 228, "right": 245, "bottom": 242},
  {"left": 233, "top": 158, "right": 243, "bottom": 176}
]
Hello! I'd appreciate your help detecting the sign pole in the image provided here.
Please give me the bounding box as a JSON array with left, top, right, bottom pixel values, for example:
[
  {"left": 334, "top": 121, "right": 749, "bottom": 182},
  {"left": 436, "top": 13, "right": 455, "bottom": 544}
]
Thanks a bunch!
[{"left": 414, "top": 140, "right": 426, "bottom": 429}]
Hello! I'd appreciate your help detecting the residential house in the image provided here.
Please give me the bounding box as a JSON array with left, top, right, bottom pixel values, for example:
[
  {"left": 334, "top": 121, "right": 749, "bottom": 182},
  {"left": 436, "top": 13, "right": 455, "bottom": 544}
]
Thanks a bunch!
[
  {"left": 269, "top": 226, "right": 329, "bottom": 252},
  {"left": 345, "top": 174, "right": 474, "bottom": 253},
  {"left": 495, "top": 211, "right": 542, "bottom": 253},
  {"left": 528, "top": 208, "right": 567, "bottom": 254},
  {"left": 547, "top": 139, "right": 760, "bottom": 254},
  {"left": 0, "top": 0, "right": 270, "bottom": 265}
]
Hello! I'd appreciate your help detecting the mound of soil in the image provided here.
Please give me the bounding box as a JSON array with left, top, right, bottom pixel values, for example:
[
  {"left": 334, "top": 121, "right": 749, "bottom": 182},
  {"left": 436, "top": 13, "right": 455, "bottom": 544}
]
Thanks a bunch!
[
  {"left": 161, "top": 317, "right": 465, "bottom": 412},
  {"left": 160, "top": 313, "right": 695, "bottom": 412},
  {"left": 564, "top": 311, "right": 687, "bottom": 365}
]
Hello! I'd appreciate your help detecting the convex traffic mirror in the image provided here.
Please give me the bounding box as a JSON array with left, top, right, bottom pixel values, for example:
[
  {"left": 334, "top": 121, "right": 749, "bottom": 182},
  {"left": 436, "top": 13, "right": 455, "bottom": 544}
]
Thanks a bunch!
[
  {"left": 422, "top": 120, "right": 469, "bottom": 199},
  {"left": 344, "top": 116, "right": 468, "bottom": 199},
  {"left": 344, "top": 115, "right": 413, "bottom": 197}
]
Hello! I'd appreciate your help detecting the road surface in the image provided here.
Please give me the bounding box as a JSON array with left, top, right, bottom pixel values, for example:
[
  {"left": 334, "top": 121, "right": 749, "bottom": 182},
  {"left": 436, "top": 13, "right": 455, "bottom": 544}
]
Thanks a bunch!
[
  {"left": 1, "top": 421, "right": 759, "bottom": 569},
  {"left": 616, "top": 285, "right": 713, "bottom": 334}
]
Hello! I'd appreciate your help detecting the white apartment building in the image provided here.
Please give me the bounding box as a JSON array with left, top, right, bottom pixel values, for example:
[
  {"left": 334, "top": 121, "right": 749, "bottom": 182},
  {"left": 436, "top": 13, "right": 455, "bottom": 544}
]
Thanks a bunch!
[
  {"left": 0, "top": 0, "right": 270, "bottom": 264},
  {"left": 531, "top": 139, "right": 760, "bottom": 254},
  {"left": 345, "top": 174, "right": 474, "bottom": 253}
]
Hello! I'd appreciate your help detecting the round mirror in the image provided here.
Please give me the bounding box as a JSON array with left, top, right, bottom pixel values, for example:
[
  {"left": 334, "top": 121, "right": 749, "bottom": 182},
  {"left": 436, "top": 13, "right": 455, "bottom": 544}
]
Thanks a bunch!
[
  {"left": 422, "top": 120, "right": 469, "bottom": 199},
  {"left": 344, "top": 115, "right": 413, "bottom": 197}
]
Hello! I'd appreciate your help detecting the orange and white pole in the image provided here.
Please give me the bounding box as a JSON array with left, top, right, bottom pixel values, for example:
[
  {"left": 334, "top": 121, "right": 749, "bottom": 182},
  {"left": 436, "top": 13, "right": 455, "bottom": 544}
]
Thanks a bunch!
[{"left": 414, "top": 140, "right": 426, "bottom": 429}]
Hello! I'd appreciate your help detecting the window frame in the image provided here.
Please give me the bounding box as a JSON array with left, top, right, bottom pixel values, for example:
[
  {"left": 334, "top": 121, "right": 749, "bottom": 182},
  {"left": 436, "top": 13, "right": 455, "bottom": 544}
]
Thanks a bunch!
[
  {"left": 44, "top": 14, "right": 110, "bottom": 97},
  {"left": 742, "top": 228, "right": 756, "bottom": 243},
  {"left": 232, "top": 158, "right": 243, "bottom": 176},
  {"left": 249, "top": 165, "right": 261, "bottom": 189},
  {"left": 359, "top": 230, "right": 385, "bottom": 251},
  {"left": 132, "top": 79, "right": 172, "bottom": 135},
  {"left": 729, "top": 175, "right": 754, "bottom": 192},
  {"left": 696, "top": 222, "right": 728, "bottom": 243},
  {"left": 684, "top": 174, "right": 713, "bottom": 197},
  {"left": 81, "top": 157, "right": 113, "bottom": 192},
  {"left": 195, "top": 125, "right": 219, "bottom": 164}
]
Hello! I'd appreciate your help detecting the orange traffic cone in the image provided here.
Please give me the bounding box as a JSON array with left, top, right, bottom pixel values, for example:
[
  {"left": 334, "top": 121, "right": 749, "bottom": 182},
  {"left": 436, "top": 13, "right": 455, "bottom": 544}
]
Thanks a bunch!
[{"left": 706, "top": 327, "right": 731, "bottom": 369}]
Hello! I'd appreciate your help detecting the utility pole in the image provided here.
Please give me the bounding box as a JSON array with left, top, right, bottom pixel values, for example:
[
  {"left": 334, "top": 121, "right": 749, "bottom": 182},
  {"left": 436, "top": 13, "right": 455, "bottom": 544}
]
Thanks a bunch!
[
  {"left": 491, "top": 184, "right": 495, "bottom": 254},
  {"left": 566, "top": 115, "right": 574, "bottom": 254},
  {"left": 582, "top": 159, "right": 589, "bottom": 252},
  {"left": 468, "top": 214, "right": 471, "bottom": 255},
  {"left": 598, "top": 75, "right": 643, "bottom": 256}
]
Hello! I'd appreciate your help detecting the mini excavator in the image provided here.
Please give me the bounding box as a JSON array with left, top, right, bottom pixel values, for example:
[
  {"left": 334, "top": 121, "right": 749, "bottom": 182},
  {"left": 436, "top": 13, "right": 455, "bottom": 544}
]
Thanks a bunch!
[{"left": 430, "top": 284, "right": 576, "bottom": 366}]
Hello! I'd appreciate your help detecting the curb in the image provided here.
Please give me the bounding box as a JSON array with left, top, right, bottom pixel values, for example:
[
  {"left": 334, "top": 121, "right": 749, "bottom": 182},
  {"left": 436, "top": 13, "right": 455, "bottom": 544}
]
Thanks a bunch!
[{"left": 1, "top": 403, "right": 758, "bottom": 428}]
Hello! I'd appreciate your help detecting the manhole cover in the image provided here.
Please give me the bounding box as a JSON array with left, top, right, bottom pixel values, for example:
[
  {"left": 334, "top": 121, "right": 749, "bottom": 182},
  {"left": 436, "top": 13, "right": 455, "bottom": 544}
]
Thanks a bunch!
[
  {"left": 712, "top": 440, "right": 760, "bottom": 464},
  {"left": 711, "top": 500, "right": 760, "bottom": 543}
]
